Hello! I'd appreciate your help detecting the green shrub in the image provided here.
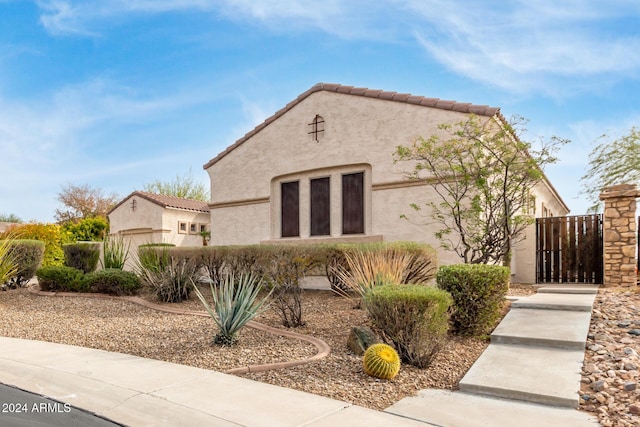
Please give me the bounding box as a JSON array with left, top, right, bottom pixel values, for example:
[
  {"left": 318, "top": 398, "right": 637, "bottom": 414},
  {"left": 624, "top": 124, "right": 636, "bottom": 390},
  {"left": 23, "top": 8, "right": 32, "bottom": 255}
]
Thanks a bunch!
[
  {"left": 1, "top": 240, "right": 45, "bottom": 288},
  {"left": 101, "top": 235, "right": 130, "bottom": 269},
  {"left": 194, "top": 246, "right": 228, "bottom": 286},
  {"left": 193, "top": 272, "right": 272, "bottom": 346},
  {"left": 436, "top": 264, "right": 510, "bottom": 336},
  {"left": 224, "top": 245, "right": 265, "bottom": 277},
  {"left": 364, "top": 284, "right": 452, "bottom": 368},
  {"left": 36, "top": 266, "right": 86, "bottom": 292},
  {"left": 61, "top": 217, "right": 109, "bottom": 242},
  {"left": 63, "top": 242, "right": 101, "bottom": 273},
  {"left": 0, "top": 237, "right": 18, "bottom": 286},
  {"left": 260, "top": 245, "right": 315, "bottom": 328},
  {"left": 83, "top": 269, "right": 141, "bottom": 295},
  {"left": 1, "top": 223, "right": 69, "bottom": 266},
  {"left": 136, "top": 256, "right": 196, "bottom": 303},
  {"left": 137, "top": 244, "right": 175, "bottom": 271}
]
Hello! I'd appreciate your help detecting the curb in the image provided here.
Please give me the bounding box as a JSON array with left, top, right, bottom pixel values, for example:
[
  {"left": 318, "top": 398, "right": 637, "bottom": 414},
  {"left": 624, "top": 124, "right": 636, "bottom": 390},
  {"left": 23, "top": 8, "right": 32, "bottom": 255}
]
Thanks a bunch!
[{"left": 26, "top": 284, "right": 332, "bottom": 375}]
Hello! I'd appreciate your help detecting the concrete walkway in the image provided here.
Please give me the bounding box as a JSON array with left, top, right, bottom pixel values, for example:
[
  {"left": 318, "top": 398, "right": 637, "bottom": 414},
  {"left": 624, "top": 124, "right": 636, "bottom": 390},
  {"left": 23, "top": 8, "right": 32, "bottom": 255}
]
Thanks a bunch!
[
  {"left": 0, "top": 285, "right": 600, "bottom": 426},
  {"left": 386, "top": 284, "right": 601, "bottom": 426}
]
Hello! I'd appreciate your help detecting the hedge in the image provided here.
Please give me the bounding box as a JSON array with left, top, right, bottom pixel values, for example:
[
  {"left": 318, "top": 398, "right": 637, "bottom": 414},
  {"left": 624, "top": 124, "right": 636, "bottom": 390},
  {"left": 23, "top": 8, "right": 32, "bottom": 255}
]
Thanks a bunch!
[{"left": 436, "top": 264, "right": 510, "bottom": 336}]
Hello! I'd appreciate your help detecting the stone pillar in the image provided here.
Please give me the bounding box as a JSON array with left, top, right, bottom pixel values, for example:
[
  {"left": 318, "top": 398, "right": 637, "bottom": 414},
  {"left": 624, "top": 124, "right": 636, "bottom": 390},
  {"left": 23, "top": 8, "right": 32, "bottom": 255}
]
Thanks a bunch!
[{"left": 599, "top": 184, "right": 639, "bottom": 287}]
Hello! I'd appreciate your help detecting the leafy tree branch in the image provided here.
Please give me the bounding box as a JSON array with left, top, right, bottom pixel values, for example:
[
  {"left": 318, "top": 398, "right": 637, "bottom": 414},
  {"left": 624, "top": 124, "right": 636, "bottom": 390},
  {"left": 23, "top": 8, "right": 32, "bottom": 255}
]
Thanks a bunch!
[{"left": 395, "top": 114, "right": 567, "bottom": 265}]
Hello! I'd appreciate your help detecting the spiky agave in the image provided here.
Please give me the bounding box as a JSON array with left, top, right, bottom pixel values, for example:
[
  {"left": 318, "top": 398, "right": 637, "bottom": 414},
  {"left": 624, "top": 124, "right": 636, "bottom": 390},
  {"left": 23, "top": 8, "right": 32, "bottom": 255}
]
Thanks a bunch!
[{"left": 193, "top": 272, "right": 272, "bottom": 346}]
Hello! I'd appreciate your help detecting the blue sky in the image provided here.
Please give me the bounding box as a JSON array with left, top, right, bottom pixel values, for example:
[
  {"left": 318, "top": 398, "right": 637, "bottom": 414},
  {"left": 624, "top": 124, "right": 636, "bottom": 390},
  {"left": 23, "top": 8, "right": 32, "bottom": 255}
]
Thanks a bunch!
[{"left": 1, "top": 0, "right": 639, "bottom": 222}]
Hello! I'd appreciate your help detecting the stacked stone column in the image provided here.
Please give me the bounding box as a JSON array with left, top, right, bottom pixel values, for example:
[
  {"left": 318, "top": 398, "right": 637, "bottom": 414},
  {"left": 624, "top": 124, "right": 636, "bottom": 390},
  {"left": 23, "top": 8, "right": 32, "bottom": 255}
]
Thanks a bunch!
[{"left": 599, "top": 184, "right": 639, "bottom": 287}]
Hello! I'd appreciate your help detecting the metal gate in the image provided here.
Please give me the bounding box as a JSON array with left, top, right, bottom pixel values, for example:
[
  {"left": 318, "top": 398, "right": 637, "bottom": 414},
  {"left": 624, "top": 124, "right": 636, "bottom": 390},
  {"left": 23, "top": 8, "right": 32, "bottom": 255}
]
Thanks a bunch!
[{"left": 536, "top": 214, "right": 603, "bottom": 284}]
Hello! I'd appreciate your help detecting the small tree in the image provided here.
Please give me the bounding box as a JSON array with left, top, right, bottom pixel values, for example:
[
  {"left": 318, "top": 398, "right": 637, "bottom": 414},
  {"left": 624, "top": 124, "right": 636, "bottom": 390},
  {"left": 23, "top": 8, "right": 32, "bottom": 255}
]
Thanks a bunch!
[
  {"left": 143, "top": 169, "right": 209, "bottom": 201},
  {"left": 395, "top": 114, "right": 566, "bottom": 265},
  {"left": 0, "top": 214, "right": 22, "bottom": 223},
  {"left": 581, "top": 126, "right": 640, "bottom": 212},
  {"left": 55, "top": 183, "right": 119, "bottom": 223}
]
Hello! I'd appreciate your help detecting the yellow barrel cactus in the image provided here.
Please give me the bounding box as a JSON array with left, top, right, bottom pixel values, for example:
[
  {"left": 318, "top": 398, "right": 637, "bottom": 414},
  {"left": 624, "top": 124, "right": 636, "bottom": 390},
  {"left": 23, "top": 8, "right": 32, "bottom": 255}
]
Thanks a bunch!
[{"left": 363, "top": 343, "right": 400, "bottom": 380}]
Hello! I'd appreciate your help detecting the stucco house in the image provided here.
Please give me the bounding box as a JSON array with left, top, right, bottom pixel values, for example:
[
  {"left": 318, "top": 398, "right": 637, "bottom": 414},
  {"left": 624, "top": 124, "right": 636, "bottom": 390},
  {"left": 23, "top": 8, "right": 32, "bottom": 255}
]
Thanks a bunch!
[
  {"left": 108, "top": 191, "right": 210, "bottom": 261},
  {"left": 203, "top": 83, "right": 568, "bottom": 283}
]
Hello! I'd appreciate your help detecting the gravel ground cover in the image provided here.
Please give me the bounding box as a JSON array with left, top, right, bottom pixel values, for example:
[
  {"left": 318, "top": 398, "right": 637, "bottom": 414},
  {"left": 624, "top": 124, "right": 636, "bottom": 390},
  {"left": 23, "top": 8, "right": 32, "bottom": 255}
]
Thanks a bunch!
[
  {"left": 580, "top": 287, "right": 640, "bottom": 427},
  {"left": 0, "top": 283, "right": 535, "bottom": 411}
]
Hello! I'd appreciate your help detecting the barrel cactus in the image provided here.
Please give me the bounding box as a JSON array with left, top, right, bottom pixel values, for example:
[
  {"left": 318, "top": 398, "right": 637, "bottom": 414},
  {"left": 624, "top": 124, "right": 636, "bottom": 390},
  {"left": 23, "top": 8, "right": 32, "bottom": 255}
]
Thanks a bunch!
[{"left": 363, "top": 343, "right": 400, "bottom": 380}]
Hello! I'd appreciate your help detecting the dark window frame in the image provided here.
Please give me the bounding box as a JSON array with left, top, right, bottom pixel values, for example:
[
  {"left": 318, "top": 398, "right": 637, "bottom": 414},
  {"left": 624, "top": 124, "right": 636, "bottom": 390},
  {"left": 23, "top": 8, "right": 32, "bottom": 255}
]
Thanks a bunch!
[
  {"left": 342, "top": 172, "right": 365, "bottom": 235},
  {"left": 281, "top": 181, "right": 300, "bottom": 237},
  {"left": 310, "top": 176, "right": 331, "bottom": 236}
]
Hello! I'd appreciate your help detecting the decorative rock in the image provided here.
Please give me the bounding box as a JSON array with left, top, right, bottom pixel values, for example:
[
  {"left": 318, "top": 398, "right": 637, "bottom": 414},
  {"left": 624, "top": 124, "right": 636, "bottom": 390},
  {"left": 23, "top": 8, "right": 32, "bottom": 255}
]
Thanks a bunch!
[
  {"left": 593, "top": 379, "right": 607, "bottom": 391},
  {"left": 623, "top": 382, "right": 637, "bottom": 391},
  {"left": 623, "top": 363, "right": 637, "bottom": 371},
  {"left": 347, "top": 326, "right": 380, "bottom": 356},
  {"left": 627, "top": 329, "right": 640, "bottom": 336},
  {"left": 629, "top": 404, "right": 640, "bottom": 415}
]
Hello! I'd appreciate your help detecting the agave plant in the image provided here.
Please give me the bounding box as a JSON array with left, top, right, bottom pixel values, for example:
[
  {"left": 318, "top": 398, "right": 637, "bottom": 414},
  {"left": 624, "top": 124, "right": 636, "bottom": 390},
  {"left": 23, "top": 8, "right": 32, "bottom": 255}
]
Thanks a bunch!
[
  {"left": 0, "top": 236, "right": 18, "bottom": 287},
  {"left": 101, "top": 234, "right": 130, "bottom": 269},
  {"left": 193, "top": 272, "right": 272, "bottom": 346}
]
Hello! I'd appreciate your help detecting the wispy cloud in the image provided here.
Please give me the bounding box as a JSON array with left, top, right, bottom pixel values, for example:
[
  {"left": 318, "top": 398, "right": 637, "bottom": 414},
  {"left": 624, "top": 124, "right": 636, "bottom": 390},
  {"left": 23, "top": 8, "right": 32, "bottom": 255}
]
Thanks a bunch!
[
  {"left": 35, "top": 0, "right": 397, "bottom": 40},
  {"left": 33, "top": 0, "right": 640, "bottom": 97},
  {"left": 406, "top": 0, "right": 640, "bottom": 95},
  {"left": 0, "top": 77, "right": 214, "bottom": 220}
]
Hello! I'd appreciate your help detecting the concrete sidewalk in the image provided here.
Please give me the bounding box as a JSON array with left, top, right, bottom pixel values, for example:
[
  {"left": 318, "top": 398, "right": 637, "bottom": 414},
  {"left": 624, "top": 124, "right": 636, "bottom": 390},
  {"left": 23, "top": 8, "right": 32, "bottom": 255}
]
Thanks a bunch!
[
  {"left": 0, "top": 284, "right": 601, "bottom": 426},
  {"left": 0, "top": 337, "right": 424, "bottom": 427}
]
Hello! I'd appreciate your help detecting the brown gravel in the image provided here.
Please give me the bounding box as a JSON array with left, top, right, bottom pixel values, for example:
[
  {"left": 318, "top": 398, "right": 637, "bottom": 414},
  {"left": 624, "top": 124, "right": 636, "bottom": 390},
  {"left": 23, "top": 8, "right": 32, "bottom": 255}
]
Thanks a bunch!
[
  {"left": 579, "top": 287, "right": 640, "bottom": 427},
  {"left": 0, "top": 283, "right": 537, "bottom": 411}
]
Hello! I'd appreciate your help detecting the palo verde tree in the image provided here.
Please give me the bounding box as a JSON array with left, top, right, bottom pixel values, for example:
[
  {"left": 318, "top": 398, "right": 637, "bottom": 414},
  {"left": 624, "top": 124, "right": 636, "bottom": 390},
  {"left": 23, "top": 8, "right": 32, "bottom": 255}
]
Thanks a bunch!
[
  {"left": 581, "top": 126, "right": 640, "bottom": 212},
  {"left": 395, "top": 114, "right": 567, "bottom": 266},
  {"left": 55, "top": 183, "right": 119, "bottom": 223},
  {"left": 143, "top": 168, "right": 209, "bottom": 201}
]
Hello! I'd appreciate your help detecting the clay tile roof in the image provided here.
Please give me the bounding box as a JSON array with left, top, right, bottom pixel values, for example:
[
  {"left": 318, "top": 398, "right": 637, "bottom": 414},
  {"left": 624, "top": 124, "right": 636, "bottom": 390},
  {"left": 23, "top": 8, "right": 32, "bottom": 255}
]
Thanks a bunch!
[
  {"left": 203, "top": 82, "right": 501, "bottom": 169},
  {"left": 108, "top": 191, "right": 210, "bottom": 215}
]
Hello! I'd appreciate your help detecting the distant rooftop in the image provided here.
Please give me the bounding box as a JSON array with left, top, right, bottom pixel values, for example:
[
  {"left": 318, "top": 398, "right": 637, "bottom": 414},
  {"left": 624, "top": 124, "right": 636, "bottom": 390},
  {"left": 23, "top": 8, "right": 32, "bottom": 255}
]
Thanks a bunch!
[{"left": 109, "top": 191, "right": 210, "bottom": 214}]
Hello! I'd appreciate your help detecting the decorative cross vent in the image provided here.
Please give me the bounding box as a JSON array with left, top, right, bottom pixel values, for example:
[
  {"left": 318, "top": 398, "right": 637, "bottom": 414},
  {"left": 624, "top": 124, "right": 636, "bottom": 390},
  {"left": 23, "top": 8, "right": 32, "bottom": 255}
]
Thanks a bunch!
[{"left": 308, "top": 114, "right": 325, "bottom": 142}]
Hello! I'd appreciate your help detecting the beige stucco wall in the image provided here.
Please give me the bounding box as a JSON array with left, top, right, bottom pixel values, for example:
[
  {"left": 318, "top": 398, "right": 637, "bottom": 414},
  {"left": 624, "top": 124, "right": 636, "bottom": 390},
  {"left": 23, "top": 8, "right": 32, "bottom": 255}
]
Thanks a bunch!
[
  {"left": 510, "top": 180, "right": 570, "bottom": 283},
  {"left": 206, "top": 90, "right": 568, "bottom": 283}
]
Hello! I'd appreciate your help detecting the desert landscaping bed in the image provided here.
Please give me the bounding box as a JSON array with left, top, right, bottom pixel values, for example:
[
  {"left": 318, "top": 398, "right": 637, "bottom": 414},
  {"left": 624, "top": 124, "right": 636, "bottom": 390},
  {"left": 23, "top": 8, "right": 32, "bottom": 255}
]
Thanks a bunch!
[
  {"left": 2, "top": 283, "right": 535, "bottom": 411},
  {"left": 580, "top": 287, "right": 640, "bottom": 427}
]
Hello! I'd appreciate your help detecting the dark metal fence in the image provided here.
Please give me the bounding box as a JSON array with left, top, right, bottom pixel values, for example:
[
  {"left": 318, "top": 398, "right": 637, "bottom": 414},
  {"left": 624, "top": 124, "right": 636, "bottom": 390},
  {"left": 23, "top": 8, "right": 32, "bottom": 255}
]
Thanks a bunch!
[{"left": 536, "top": 214, "right": 603, "bottom": 284}]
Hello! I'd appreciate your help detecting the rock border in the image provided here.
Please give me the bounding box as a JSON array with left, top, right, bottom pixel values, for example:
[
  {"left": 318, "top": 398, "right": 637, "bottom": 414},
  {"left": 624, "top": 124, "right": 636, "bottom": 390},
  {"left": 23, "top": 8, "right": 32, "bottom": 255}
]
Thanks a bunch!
[{"left": 27, "top": 284, "right": 331, "bottom": 374}]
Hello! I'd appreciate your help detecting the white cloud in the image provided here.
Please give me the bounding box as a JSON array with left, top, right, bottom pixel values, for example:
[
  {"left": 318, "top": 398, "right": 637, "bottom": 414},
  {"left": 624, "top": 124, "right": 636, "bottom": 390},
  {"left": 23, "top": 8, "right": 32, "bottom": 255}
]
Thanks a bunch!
[
  {"left": 0, "top": 77, "right": 215, "bottom": 221},
  {"left": 405, "top": 0, "right": 640, "bottom": 95}
]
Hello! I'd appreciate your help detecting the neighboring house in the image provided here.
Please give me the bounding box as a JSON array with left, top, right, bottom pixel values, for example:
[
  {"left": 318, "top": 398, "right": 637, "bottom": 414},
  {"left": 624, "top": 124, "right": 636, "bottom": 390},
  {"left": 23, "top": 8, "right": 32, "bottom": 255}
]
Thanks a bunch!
[
  {"left": 108, "top": 191, "right": 210, "bottom": 266},
  {"left": 203, "top": 83, "right": 569, "bottom": 283},
  {"left": 0, "top": 222, "right": 19, "bottom": 234}
]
